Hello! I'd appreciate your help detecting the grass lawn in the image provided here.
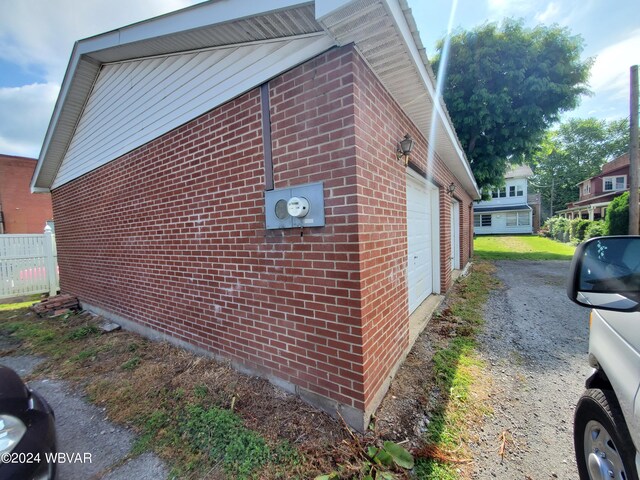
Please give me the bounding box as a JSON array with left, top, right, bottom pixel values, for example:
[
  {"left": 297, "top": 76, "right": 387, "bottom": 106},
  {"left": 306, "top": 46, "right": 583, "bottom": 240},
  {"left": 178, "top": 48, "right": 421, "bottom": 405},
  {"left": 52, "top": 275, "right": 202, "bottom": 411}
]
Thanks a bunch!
[{"left": 474, "top": 235, "right": 576, "bottom": 261}]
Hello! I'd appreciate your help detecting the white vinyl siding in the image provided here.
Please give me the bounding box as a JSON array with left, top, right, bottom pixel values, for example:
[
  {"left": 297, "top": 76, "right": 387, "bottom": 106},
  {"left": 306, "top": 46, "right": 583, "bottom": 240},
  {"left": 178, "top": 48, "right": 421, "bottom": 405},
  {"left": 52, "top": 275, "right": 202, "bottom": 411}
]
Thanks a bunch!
[
  {"left": 52, "top": 34, "right": 332, "bottom": 189},
  {"left": 475, "top": 209, "right": 532, "bottom": 234}
]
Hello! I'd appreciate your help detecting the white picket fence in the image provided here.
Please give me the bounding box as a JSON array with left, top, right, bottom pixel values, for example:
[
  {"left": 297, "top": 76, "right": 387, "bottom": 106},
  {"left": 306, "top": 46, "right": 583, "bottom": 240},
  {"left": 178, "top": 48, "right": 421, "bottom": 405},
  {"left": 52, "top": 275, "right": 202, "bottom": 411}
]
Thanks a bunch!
[{"left": 0, "top": 226, "right": 59, "bottom": 299}]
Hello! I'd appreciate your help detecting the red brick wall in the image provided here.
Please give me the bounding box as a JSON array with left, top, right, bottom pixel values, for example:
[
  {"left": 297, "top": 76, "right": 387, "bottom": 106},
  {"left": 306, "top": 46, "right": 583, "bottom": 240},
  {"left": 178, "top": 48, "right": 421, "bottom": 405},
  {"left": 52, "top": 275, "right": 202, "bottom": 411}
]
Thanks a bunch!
[
  {"left": 53, "top": 47, "right": 368, "bottom": 416},
  {"left": 268, "top": 46, "right": 365, "bottom": 410},
  {"left": 0, "top": 155, "right": 53, "bottom": 233},
  {"left": 51, "top": 44, "right": 475, "bottom": 422},
  {"left": 350, "top": 52, "right": 474, "bottom": 409}
]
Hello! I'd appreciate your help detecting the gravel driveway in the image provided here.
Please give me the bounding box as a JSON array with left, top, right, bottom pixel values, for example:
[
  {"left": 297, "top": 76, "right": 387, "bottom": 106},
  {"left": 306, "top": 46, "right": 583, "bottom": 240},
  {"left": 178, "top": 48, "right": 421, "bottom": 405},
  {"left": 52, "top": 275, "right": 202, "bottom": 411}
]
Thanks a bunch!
[{"left": 470, "top": 260, "right": 591, "bottom": 479}]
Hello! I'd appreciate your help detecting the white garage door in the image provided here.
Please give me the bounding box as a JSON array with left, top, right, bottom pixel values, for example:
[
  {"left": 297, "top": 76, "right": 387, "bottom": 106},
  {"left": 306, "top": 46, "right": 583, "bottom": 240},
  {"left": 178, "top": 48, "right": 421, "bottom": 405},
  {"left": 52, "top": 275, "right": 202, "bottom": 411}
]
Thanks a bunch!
[
  {"left": 450, "top": 199, "right": 460, "bottom": 271},
  {"left": 407, "top": 174, "right": 434, "bottom": 313}
]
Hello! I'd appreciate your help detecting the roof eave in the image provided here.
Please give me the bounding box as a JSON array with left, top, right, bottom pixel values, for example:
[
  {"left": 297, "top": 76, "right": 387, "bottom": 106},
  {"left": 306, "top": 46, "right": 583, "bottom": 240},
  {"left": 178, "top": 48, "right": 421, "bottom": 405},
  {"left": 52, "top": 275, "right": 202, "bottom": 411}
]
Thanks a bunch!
[
  {"left": 317, "top": 0, "right": 479, "bottom": 199},
  {"left": 33, "top": 0, "right": 480, "bottom": 200},
  {"left": 31, "top": 0, "right": 315, "bottom": 192}
]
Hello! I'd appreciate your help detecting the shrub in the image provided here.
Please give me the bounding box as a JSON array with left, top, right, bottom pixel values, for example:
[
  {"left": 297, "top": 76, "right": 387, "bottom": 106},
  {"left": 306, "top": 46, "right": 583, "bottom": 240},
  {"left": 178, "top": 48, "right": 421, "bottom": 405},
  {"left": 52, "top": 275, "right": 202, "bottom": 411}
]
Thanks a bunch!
[
  {"left": 554, "top": 217, "right": 571, "bottom": 242},
  {"left": 541, "top": 217, "right": 556, "bottom": 238},
  {"left": 585, "top": 220, "right": 607, "bottom": 239},
  {"left": 541, "top": 216, "right": 573, "bottom": 242},
  {"left": 570, "top": 218, "right": 590, "bottom": 244},
  {"left": 605, "top": 191, "right": 629, "bottom": 235}
]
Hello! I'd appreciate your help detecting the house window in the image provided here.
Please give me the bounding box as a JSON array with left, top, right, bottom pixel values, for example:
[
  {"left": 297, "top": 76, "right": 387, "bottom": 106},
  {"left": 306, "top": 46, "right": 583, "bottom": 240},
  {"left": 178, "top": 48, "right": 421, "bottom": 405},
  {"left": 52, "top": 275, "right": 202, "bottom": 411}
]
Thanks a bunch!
[
  {"left": 508, "top": 185, "right": 524, "bottom": 197},
  {"left": 603, "top": 175, "right": 626, "bottom": 192},
  {"left": 499, "top": 187, "right": 506, "bottom": 198},
  {"left": 583, "top": 182, "right": 590, "bottom": 195},
  {"left": 506, "top": 212, "right": 530, "bottom": 227},
  {"left": 474, "top": 214, "right": 492, "bottom": 227},
  {"left": 492, "top": 190, "right": 498, "bottom": 199}
]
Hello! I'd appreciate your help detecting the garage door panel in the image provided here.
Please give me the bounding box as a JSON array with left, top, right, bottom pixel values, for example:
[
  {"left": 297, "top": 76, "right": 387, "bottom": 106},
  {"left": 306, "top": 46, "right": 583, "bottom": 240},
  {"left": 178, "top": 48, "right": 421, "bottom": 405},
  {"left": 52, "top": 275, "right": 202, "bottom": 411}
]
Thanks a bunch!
[{"left": 407, "top": 174, "right": 433, "bottom": 313}]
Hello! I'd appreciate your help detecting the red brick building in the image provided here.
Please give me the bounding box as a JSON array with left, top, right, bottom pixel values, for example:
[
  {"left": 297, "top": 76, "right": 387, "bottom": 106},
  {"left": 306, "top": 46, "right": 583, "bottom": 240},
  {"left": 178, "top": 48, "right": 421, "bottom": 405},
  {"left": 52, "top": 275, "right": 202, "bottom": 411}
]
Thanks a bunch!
[
  {"left": 32, "top": 0, "right": 479, "bottom": 429},
  {"left": 558, "top": 153, "right": 633, "bottom": 220},
  {"left": 0, "top": 154, "right": 53, "bottom": 233}
]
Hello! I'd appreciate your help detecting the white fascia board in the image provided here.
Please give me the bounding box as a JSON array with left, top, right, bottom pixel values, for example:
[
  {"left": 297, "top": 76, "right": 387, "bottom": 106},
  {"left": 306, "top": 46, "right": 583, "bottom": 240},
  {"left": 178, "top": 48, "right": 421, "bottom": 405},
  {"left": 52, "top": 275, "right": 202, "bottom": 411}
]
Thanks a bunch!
[
  {"left": 380, "top": 0, "right": 480, "bottom": 199},
  {"left": 31, "top": 43, "right": 98, "bottom": 193},
  {"left": 84, "top": 0, "right": 312, "bottom": 50}
]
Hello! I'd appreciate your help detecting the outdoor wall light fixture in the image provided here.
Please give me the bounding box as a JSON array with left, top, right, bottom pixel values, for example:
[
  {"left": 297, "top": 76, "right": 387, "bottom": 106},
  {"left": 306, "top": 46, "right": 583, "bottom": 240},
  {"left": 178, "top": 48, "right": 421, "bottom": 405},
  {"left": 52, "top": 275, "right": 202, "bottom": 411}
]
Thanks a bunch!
[
  {"left": 396, "top": 134, "right": 414, "bottom": 165},
  {"left": 447, "top": 183, "right": 456, "bottom": 196}
]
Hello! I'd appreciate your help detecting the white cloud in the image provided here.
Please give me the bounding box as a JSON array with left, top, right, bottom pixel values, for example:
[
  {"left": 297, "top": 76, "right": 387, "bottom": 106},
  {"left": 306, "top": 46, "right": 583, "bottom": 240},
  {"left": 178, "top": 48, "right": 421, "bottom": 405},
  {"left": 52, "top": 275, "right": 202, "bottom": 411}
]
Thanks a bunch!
[
  {"left": 0, "top": 0, "right": 202, "bottom": 84},
  {"left": 589, "top": 30, "right": 640, "bottom": 101},
  {"left": 486, "top": 0, "right": 594, "bottom": 29},
  {"left": 534, "top": 2, "right": 560, "bottom": 23},
  {"left": 0, "top": 83, "right": 60, "bottom": 157},
  {"left": 486, "top": 0, "right": 533, "bottom": 19},
  {"left": 0, "top": 0, "right": 203, "bottom": 156}
]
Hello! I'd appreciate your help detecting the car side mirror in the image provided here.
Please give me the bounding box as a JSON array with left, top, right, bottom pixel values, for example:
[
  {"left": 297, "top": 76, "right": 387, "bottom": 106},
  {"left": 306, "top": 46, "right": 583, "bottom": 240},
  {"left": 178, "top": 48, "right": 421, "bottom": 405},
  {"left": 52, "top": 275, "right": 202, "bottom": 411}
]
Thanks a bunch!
[{"left": 567, "top": 236, "right": 640, "bottom": 312}]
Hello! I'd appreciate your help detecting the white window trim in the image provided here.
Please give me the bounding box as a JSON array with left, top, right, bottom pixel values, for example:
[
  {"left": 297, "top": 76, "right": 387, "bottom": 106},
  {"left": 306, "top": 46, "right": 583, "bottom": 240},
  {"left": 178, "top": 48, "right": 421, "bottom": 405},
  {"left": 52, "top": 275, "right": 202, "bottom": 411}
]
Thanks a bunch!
[
  {"left": 602, "top": 175, "right": 627, "bottom": 192},
  {"left": 506, "top": 211, "right": 530, "bottom": 227}
]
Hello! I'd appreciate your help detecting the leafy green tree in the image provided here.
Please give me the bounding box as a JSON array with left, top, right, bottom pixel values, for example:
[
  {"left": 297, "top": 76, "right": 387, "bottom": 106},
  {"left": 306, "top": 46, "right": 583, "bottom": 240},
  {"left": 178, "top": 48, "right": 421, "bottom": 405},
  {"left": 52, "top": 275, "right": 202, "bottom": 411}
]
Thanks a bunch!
[
  {"left": 432, "top": 20, "right": 592, "bottom": 191},
  {"left": 528, "top": 118, "right": 629, "bottom": 216}
]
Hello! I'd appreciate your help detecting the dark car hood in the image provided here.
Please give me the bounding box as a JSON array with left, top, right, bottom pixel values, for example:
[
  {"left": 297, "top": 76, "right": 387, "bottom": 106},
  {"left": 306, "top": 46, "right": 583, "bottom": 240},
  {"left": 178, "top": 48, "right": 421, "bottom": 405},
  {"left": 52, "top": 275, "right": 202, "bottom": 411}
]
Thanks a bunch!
[{"left": 0, "top": 366, "right": 30, "bottom": 411}]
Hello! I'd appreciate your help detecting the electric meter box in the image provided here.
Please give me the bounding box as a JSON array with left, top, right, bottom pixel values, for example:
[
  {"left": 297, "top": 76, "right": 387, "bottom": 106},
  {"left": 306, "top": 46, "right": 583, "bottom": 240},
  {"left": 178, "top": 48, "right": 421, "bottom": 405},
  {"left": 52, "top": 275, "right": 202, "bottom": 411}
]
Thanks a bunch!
[{"left": 264, "top": 182, "right": 325, "bottom": 229}]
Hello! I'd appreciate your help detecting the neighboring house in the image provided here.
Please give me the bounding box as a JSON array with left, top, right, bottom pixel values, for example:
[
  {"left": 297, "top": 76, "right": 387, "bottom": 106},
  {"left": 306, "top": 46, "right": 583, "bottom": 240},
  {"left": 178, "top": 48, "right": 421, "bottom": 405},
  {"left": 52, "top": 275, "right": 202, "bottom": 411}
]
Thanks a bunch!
[
  {"left": 473, "top": 165, "right": 535, "bottom": 234},
  {"left": 31, "top": 0, "right": 480, "bottom": 430},
  {"left": 557, "top": 153, "right": 632, "bottom": 220},
  {"left": 0, "top": 154, "right": 53, "bottom": 234}
]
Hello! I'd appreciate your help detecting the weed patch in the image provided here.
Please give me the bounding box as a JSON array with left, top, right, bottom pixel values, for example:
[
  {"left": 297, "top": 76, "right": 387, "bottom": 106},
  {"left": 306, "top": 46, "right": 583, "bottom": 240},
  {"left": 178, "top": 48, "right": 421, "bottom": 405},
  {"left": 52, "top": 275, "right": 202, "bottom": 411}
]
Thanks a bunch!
[
  {"left": 411, "top": 262, "right": 497, "bottom": 479},
  {"left": 120, "top": 356, "right": 141, "bottom": 371},
  {"left": 67, "top": 324, "right": 99, "bottom": 340}
]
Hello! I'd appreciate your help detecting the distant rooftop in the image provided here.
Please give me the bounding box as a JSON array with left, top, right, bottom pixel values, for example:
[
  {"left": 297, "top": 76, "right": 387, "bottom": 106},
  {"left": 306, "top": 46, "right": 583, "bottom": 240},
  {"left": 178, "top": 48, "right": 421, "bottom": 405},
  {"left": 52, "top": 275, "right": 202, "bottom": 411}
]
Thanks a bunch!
[
  {"left": 505, "top": 164, "right": 533, "bottom": 179},
  {"left": 601, "top": 153, "right": 630, "bottom": 174}
]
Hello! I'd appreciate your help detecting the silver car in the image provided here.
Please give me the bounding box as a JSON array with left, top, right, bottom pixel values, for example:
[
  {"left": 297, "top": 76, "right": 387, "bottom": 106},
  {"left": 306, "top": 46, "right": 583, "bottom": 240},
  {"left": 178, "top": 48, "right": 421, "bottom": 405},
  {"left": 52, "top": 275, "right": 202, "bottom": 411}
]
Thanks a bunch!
[{"left": 567, "top": 235, "right": 640, "bottom": 480}]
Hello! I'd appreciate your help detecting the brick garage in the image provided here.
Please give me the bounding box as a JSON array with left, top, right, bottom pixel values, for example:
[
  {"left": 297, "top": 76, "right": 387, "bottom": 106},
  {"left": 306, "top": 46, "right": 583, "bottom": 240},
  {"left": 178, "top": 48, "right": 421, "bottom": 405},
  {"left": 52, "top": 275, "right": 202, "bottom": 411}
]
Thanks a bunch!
[{"left": 34, "top": 0, "right": 479, "bottom": 429}]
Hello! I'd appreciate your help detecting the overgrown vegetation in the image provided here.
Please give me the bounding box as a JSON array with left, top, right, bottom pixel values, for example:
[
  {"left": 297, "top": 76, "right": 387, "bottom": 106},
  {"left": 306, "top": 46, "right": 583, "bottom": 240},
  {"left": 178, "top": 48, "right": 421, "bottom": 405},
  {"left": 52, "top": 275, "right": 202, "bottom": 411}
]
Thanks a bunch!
[
  {"left": 0, "top": 302, "right": 312, "bottom": 479},
  {"left": 541, "top": 216, "right": 608, "bottom": 244},
  {"left": 540, "top": 190, "right": 631, "bottom": 245}
]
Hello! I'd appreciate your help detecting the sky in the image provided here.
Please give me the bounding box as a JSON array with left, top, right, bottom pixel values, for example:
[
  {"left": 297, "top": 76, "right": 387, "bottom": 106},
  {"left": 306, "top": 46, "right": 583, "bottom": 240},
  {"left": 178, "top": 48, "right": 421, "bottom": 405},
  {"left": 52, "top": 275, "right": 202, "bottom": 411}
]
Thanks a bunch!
[{"left": 0, "top": 0, "right": 638, "bottom": 159}]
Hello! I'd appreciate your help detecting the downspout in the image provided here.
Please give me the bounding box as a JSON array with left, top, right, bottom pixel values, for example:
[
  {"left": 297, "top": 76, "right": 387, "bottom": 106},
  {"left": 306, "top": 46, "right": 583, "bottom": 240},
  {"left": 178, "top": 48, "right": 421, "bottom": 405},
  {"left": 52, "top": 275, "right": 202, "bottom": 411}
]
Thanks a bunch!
[{"left": 260, "top": 82, "right": 274, "bottom": 191}]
